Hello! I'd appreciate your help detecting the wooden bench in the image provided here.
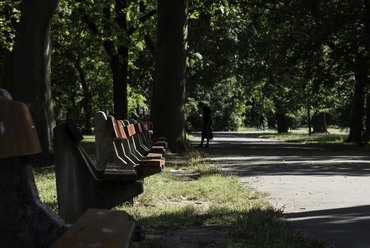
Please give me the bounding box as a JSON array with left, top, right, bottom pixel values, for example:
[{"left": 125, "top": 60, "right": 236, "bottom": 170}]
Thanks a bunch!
[
  {"left": 54, "top": 119, "right": 143, "bottom": 223},
  {"left": 122, "top": 119, "right": 163, "bottom": 160},
  {"left": 129, "top": 119, "right": 166, "bottom": 155},
  {"left": 141, "top": 121, "right": 168, "bottom": 149},
  {"left": 0, "top": 91, "right": 141, "bottom": 247},
  {"left": 106, "top": 116, "right": 165, "bottom": 178},
  {"left": 52, "top": 209, "right": 140, "bottom": 248},
  {"left": 146, "top": 121, "right": 168, "bottom": 146},
  {"left": 0, "top": 97, "right": 66, "bottom": 246}
]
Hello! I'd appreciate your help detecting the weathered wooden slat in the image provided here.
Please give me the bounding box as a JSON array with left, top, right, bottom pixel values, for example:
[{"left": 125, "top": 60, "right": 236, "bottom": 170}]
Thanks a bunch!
[
  {"left": 107, "top": 117, "right": 121, "bottom": 141},
  {"left": 52, "top": 209, "right": 136, "bottom": 248},
  {"left": 116, "top": 120, "right": 128, "bottom": 140},
  {"left": 125, "top": 124, "right": 136, "bottom": 137},
  {"left": 0, "top": 99, "right": 41, "bottom": 159},
  {"left": 103, "top": 163, "right": 137, "bottom": 181}
]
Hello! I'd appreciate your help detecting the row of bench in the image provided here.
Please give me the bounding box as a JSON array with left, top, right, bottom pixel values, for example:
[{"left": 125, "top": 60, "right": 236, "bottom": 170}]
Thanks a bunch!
[
  {"left": 0, "top": 92, "right": 166, "bottom": 247},
  {"left": 54, "top": 111, "right": 166, "bottom": 223}
]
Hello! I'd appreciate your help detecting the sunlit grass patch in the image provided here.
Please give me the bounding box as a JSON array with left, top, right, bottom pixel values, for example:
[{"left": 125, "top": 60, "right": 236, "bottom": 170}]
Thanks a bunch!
[
  {"left": 257, "top": 128, "right": 360, "bottom": 151},
  {"left": 33, "top": 166, "right": 58, "bottom": 212}
]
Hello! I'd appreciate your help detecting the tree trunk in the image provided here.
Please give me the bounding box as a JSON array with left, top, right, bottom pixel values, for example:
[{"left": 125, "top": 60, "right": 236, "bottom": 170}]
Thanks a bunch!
[
  {"left": 307, "top": 106, "right": 312, "bottom": 136},
  {"left": 312, "top": 112, "right": 328, "bottom": 133},
  {"left": 100, "top": 0, "right": 129, "bottom": 120},
  {"left": 151, "top": 0, "right": 189, "bottom": 152},
  {"left": 103, "top": 40, "right": 129, "bottom": 120},
  {"left": 75, "top": 59, "right": 92, "bottom": 134},
  {"left": 276, "top": 112, "right": 289, "bottom": 133},
  {"left": 345, "top": 54, "right": 367, "bottom": 145},
  {"left": 1, "top": 0, "right": 59, "bottom": 165},
  {"left": 364, "top": 92, "right": 370, "bottom": 143},
  {"left": 114, "top": 46, "right": 128, "bottom": 120}
]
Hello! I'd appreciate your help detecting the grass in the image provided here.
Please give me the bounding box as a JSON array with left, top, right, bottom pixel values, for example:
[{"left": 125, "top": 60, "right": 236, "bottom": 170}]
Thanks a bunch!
[
  {"left": 33, "top": 137, "right": 323, "bottom": 248},
  {"left": 249, "top": 127, "right": 363, "bottom": 151},
  {"left": 33, "top": 166, "right": 58, "bottom": 212}
]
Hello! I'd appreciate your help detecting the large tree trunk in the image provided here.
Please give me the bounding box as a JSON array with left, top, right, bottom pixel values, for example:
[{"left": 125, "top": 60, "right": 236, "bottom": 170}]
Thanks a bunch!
[
  {"left": 364, "top": 91, "right": 370, "bottom": 143},
  {"left": 346, "top": 54, "right": 368, "bottom": 145},
  {"left": 102, "top": 0, "right": 129, "bottom": 120},
  {"left": 312, "top": 112, "right": 328, "bottom": 133},
  {"left": 1, "top": 0, "right": 59, "bottom": 165},
  {"left": 276, "top": 112, "right": 289, "bottom": 133},
  {"left": 151, "top": 0, "right": 189, "bottom": 152},
  {"left": 103, "top": 39, "right": 129, "bottom": 120}
]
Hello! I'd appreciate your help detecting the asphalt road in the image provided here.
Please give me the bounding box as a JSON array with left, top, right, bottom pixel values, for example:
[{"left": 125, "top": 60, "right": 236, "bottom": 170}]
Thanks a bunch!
[{"left": 193, "top": 131, "right": 370, "bottom": 248}]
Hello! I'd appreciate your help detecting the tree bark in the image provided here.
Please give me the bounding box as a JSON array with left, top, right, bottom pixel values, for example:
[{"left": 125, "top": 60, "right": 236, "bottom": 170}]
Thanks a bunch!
[
  {"left": 151, "top": 0, "right": 189, "bottom": 152},
  {"left": 276, "top": 112, "right": 289, "bottom": 133},
  {"left": 103, "top": 39, "right": 129, "bottom": 120},
  {"left": 312, "top": 112, "right": 328, "bottom": 133},
  {"left": 364, "top": 91, "right": 370, "bottom": 143},
  {"left": 75, "top": 58, "right": 92, "bottom": 134},
  {"left": 307, "top": 106, "right": 312, "bottom": 136},
  {"left": 345, "top": 54, "right": 368, "bottom": 145},
  {"left": 1, "top": 0, "right": 59, "bottom": 165}
]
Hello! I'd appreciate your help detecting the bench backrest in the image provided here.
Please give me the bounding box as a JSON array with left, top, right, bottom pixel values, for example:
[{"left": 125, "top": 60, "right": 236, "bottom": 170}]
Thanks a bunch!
[
  {"left": 125, "top": 123, "right": 136, "bottom": 137},
  {"left": 107, "top": 117, "right": 127, "bottom": 141},
  {"left": 65, "top": 119, "right": 84, "bottom": 143},
  {"left": 0, "top": 99, "right": 41, "bottom": 159}
]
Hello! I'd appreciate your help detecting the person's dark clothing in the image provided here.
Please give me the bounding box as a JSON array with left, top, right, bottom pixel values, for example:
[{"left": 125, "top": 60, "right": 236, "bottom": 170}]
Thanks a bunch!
[{"left": 202, "top": 106, "right": 213, "bottom": 140}]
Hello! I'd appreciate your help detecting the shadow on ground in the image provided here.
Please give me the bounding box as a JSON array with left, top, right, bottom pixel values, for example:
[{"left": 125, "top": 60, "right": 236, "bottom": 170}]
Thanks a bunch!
[
  {"left": 191, "top": 131, "right": 370, "bottom": 248},
  {"left": 286, "top": 205, "right": 370, "bottom": 248},
  {"left": 192, "top": 132, "right": 370, "bottom": 177}
]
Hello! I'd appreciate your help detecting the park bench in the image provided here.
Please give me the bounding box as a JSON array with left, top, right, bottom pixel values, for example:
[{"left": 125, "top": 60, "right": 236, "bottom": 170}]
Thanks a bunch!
[
  {"left": 128, "top": 119, "right": 166, "bottom": 156},
  {"left": 133, "top": 120, "right": 167, "bottom": 153},
  {"left": 0, "top": 93, "right": 140, "bottom": 247},
  {"left": 96, "top": 112, "right": 165, "bottom": 178},
  {"left": 121, "top": 119, "right": 164, "bottom": 160},
  {"left": 141, "top": 121, "right": 168, "bottom": 149},
  {"left": 52, "top": 208, "right": 141, "bottom": 248},
  {"left": 0, "top": 96, "right": 65, "bottom": 247},
  {"left": 54, "top": 118, "right": 143, "bottom": 223}
]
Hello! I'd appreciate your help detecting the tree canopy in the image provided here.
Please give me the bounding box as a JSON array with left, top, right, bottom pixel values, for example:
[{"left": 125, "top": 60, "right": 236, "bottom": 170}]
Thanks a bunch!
[{"left": 1, "top": 0, "right": 370, "bottom": 151}]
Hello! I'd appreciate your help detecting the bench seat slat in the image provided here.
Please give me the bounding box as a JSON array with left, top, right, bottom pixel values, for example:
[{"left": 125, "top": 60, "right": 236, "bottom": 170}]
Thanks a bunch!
[
  {"left": 52, "top": 209, "right": 136, "bottom": 248},
  {"left": 139, "top": 159, "right": 165, "bottom": 168},
  {"left": 145, "top": 153, "right": 163, "bottom": 159},
  {"left": 103, "top": 163, "right": 137, "bottom": 181}
]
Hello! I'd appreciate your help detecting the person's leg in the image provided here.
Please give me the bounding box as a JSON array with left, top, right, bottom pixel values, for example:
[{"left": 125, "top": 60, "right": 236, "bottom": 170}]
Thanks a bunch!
[
  {"left": 205, "top": 138, "right": 209, "bottom": 148},
  {"left": 198, "top": 132, "right": 204, "bottom": 148}
]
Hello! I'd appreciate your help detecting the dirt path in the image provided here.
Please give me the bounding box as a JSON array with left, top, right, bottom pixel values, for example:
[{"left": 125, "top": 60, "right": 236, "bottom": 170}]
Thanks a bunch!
[{"left": 196, "top": 131, "right": 370, "bottom": 248}]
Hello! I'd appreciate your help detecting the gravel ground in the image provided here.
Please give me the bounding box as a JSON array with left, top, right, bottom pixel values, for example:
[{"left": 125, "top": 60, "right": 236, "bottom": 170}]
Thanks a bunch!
[{"left": 196, "top": 131, "right": 370, "bottom": 248}]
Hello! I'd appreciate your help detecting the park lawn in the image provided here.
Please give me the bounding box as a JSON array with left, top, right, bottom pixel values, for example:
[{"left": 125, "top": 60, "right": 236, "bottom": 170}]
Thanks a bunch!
[
  {"left": 34, "top": 136, "right": 323, "bottom": 248},
  {"left": 256, "top": 128, "right": 363, "bottom": 151}
]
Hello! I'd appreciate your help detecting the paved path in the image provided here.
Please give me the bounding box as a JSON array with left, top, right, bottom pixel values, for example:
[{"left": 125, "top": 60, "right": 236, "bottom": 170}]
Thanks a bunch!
[{"left": 193, "top": 132, "right": 370, "bottom": 248}]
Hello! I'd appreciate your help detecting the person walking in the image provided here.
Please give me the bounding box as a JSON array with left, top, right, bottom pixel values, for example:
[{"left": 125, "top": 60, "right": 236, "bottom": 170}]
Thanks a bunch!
[{"left": 198, "top": 102, "right": 213, "bottom": 148}]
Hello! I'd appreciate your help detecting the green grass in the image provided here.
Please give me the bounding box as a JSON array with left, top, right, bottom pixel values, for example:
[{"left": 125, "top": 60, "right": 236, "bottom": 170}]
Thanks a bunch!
[
  {"left": 33, "top": 141, "right": 323, "bottom": 248},
  {"left": 255, "top": 128, "right": 362, "bottom": 151},
  {"left": 33, "top": 166, "right": 58, "bottom": 212}
]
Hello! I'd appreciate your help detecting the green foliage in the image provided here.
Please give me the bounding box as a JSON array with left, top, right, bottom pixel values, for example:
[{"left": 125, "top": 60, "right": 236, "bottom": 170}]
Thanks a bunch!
[
  {"left": 128, "top": 84, "right": 147, "bottom": 118},
  {"left": 2, "top": 0, "right": 366, "bottom": 134},
  {"left": 0, "top": 0, "right": 20, "bottom": 52},
  {"left": 50, "top": 0, "right": 156, "bottom": 130}
]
